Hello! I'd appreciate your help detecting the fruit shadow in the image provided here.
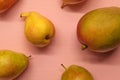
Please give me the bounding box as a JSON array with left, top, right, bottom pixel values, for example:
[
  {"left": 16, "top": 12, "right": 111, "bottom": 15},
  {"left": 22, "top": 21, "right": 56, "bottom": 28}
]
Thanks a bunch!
[
  {"left": 24, "top": 37, "right": 56, "bottom": 55},
  {"left": 80, "top": 47, "right": 120, "bottom": 65},
  {"left": 0, "top": 0, "right": 23, "bottom": 21},
  {"left": 15, "top": 67, "right": 28, "bottom": 80}
]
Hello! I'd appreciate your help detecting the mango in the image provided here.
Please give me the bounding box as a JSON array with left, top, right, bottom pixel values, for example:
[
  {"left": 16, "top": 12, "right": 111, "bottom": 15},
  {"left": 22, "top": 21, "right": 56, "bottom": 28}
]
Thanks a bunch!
[{"left": 77, "top": 7, "right": 120, "bottom": 52}]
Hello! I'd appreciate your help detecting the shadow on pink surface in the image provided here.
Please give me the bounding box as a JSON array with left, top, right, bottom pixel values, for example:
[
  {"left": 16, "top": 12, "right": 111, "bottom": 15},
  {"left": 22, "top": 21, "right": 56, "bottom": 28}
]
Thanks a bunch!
[
  {"left": 0, "top": 0, "right": 23, "bottom": 21},
  {"left": 79, "top": 47, "right": 120, "bottom": 65}
]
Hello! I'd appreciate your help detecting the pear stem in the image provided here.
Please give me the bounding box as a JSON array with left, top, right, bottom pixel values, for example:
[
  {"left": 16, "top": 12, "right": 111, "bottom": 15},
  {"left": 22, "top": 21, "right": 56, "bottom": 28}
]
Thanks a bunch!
[
  {"left": 20, "top": 12, "right": 29, "bottom": 18},
  {"left": 61, "top": 64, "right": 67, "bottom": 70},
  {"left": 28, "top": 55, "right": 32, "bottom": 58},
  {"left": 81, "top": 44, "right": 88, "bottom": 50},
  {"left": 61, "top": 3, "right": 67, "bottom": 8}
]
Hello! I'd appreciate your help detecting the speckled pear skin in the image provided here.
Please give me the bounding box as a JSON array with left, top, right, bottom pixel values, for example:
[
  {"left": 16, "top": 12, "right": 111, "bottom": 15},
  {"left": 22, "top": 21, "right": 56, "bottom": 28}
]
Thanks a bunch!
[
  {"left": 61, "top": 65, "right": 94, "bottom": 80},
  {"left": 0, "top": 50, "right": 29, "bottom": 80},
  {"left": 77, "top": 7, "right": 120, "bottom": 52}
]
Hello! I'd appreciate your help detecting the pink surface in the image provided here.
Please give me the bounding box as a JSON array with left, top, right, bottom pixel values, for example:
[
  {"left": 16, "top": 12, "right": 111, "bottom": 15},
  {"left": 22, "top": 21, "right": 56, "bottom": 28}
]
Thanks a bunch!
[{"left": 0, "top": 0, "right": 120, "bottom": 80}]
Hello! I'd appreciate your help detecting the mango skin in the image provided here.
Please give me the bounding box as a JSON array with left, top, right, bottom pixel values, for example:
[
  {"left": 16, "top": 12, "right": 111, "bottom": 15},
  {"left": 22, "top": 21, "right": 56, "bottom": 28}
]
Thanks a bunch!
[
  {"left": 0, "top": 50, "right": 29, "bottom": 80},
  {"left": 77, "top": 7, "right": 120, "bottom": 52},
  {"left": 61, "top": 65, "right": 93, "bottom": 80},
  {"left": 0, "top": 0, "right": 17, "bottom": 14}
]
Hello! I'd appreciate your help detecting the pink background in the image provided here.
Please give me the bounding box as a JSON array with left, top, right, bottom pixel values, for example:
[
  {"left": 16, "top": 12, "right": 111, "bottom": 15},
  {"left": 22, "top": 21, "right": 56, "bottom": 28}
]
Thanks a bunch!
[{"left": 0, "top": 0, "right": 120, "bottom": 80}]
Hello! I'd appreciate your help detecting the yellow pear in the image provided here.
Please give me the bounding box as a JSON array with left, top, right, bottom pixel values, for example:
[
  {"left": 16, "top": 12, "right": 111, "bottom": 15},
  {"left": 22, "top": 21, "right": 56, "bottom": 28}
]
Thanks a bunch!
[
  {"left": 20, "top": 12, "right": 55, "bottom": 47},
  {"left": 0, "top": 50, "right": 29, "bottom": 80}
]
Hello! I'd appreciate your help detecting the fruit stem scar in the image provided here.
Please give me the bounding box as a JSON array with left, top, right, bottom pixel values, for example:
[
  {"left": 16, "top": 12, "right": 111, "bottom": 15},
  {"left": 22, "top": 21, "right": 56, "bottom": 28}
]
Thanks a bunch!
[
  {"left": 45, "top": 35, "right": 50, "bottom": 40},
  {"left": 81, "top": 44, "right": 88, "bottom": 50},
  {"left": 61, "top": 64, "right": 67, "bottom": 70}
]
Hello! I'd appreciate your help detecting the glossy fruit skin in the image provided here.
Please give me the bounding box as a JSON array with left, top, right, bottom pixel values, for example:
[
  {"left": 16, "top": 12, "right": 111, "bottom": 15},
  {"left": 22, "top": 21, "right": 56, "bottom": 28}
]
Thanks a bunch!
[
  {"left": 77, "top": 7, "right": 120, "bottom": 52},
  {"left": 20, "top": 12, "right": 55, "bottom": 47},
  {"left": 0, "top": 0, "right": 17, "bottom": 14},
  {"left": 0, "top": 50, "right": 29, "bottom": 80},
  {"left": 61, "top": 65, "right": 93, "bottom": 80}
]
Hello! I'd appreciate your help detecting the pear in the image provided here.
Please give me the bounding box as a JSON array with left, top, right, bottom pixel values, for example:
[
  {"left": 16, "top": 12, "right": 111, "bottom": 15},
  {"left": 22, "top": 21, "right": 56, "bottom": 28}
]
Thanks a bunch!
[
  {"left": 0, "top": 50, "right": 29, "bottom": 80},
  {"left": 20, "top": 12, "right": 55, "bottom": 47},
  {"left": 0, "top": 0, "right": 17, "bottom": 14},
  {"left": 61, "top": 0, "right": 86, "bottom": 8},
  {"left": 77, "top": 7, "right": 120, "bottom": 52},
  {"left": 61, "top": 64, "right": 94, "bottom": 80}
]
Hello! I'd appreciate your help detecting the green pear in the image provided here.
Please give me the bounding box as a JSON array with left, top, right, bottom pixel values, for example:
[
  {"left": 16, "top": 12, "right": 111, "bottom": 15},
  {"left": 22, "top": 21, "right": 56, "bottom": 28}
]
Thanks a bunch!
[
  {"left": 20, "top": 11, "right": 55, "bottom": 47},
  {"left": 77, "top": 7, "right": 120, "bottom": 52},
  {"left": 61, "top": 64, "right": 94, "bottom": 80},
  {"left": 0, "top": 50, "right": 29, "bottom": 80}
]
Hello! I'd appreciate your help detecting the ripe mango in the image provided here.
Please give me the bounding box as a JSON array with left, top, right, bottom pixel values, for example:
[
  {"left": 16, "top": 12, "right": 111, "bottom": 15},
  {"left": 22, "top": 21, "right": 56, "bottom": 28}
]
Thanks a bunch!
[{"left": 77, "top": 7, "right": 120, "bottom": 52}]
